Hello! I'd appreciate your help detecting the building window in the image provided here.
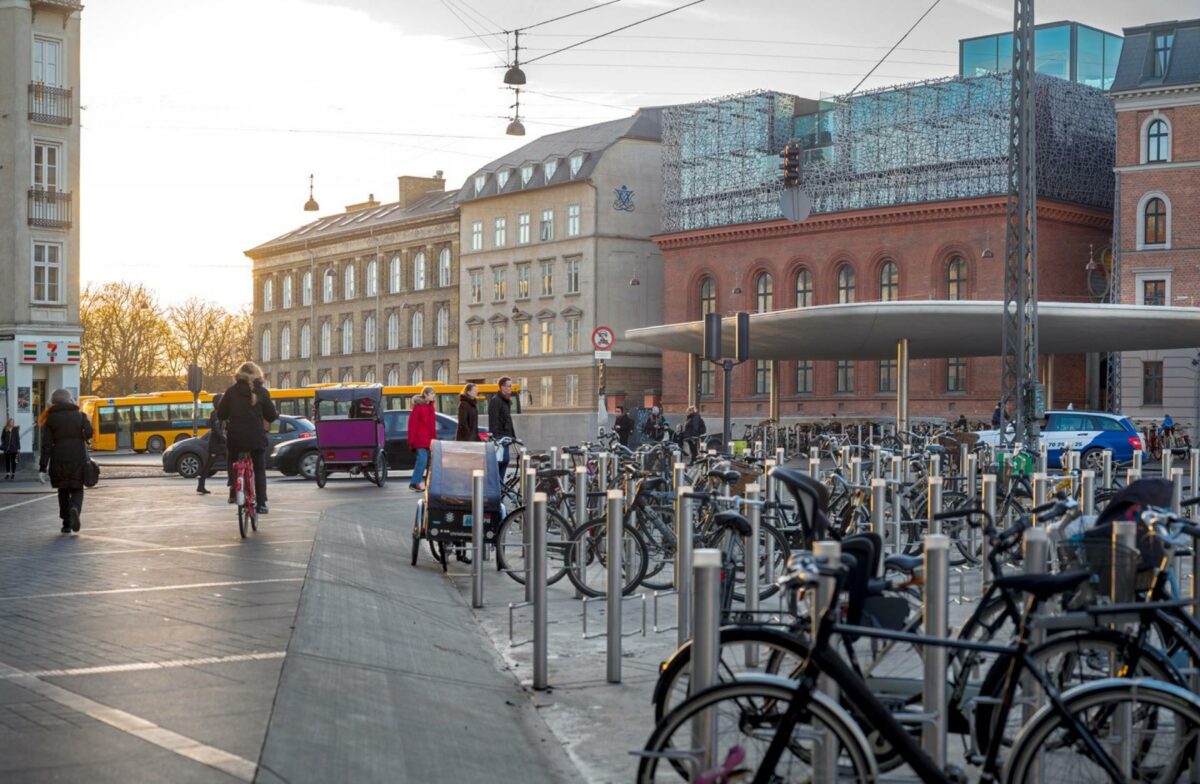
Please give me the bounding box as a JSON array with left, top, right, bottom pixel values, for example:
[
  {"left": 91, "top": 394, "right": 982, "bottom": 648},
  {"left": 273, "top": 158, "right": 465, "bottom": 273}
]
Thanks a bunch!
[
  {"left": 796, "top": 360, "right": 813, "bottom": 394},
  {"left": 837, "top": 266, "right": 856, "bottom": 304},
  {"left": 492, "top": 268, "right": 507, "bottom": 301},
  {"left": 795, "top": 269, "right": 813, "bottom": 307},
  {"left": 566, "top": 258, "right": 580, "bottom": 293},
  {"left": 387, "top": 312, "right": 400, "bottom": 350},
  {"left": 262, "top": 279, "right": 274, "bottom": 312},
  {"left": 494, "top": 217, "right": 506, "bottom": 247},
  {"left": 497, "top": 169, "right": 510, "bottom": 190},
  {"left": 366, "top": 259, "right": 378, "bottom": 296},
  {"left": 567, "top": 204, "right": 580, "bottom": 236},
  {"left": 544, "top": 159, "right": 558, "bottom": 182},
  {"left": 413, "top": 252, "right": 426, "bottom": 291},
  {"left": 1144, "top": 197, "right": 1167, "bottom": 245},
  {"left": 516, "top": 264, "right": 530, "bottom": 299},
  {"left": 343, "top": 263, "right": 355, "bottom": 299},
  {"left": 386, "top": 367, "right": 399, "bottom": 386},
  {"left": 32, "top": 140, "right": 60, "bottom": 191},
  {"left": 282, "top": 275, "right": 293, "bottom": 308},
  {"left": 517, "top": 377, "right": 531, "bottom": 408},
  {"left": 438, "top": 248, "right": 452, "bottom": 288},
  {"left": 836, "top": 360, "right": 854, "bottom": 393},
  {"left": 1143, "top": 361, "right": 1163, "bottom": 405},
  {"left": 471, "top": 221, "right": 483, "bottom": 251},
  {"left": 1147, "top": 118, "right": 1169, "bottom": 163},
  {"left": 319, "top": 370, "right": 332, "bottom": 384},
  {"left": 518, "top": 212, "right": 531, "bottom": 244},
  {"left": 755, "top": 272, "right": 773, "bottom": 312},
  {"left": 700, "top": 362, "right": 715, "bottom": 397},
  {"left": 540, "top": 376, "right": 553, "bottom": 407},
  {"left": 1151, "top": 31, "right": 1174, "bottom": 78},
  {"left": 540, "top": 209, "right": 554, "bottom": 241},
  {"left": 299, "top": 323, "right": 311, "bottom": 359},
  {"left": 879, "top": 261, "right": 898, "bottom": 302},
  {"left": 565, "top": 374, "right": 578, "bottom": 406},
  {"left": 277, "top": 372, "right": 291, "bottom": 389},
  {"left": 947, "top": 357, "right": 967, "bottom": 392},
  {"left": 302, "top": 270, "right": 312, "bottom": 306},
  {"left": 493, "top": 325, "right": 506, "bottom": 357},
  {"left": 540, "top": 320, "right": 554, "bottom": 354},
  {"left": 469, "top": 269, "right": 483, "bottom": 304},
  {"left": 341, "top": 317, "right": 353, "bottom": 355},
  {"left": 297, "top": 371, "right": 310, "bottom": 387},
  {"left": 566, "top": 317, "right": 580, "bottom": 352},
  {"left": 569, "top": 154, "right": 584, "bottom": 177},
  {"left": 323, "top": 269, "right": 336, "bottom": 303},
  {"left": 280, "top": 325, "right": 291, "bottom": 361},
  {"left": 411, "top": 311, "right": 423, "bottom": 348},
  {"left": 32, "top": 36, "right": 61, "bottom": 85},
  {"left": 363, "top": 314, "right": 376, "bottom": 352},
  {"left": 1142, "top": 279, "right": 1167, "bottom": 306},
  {"left": 320, "top": 321, "right": 331, "bottom": 356},
  {"left": 389, "top": 255, "right": 402, "bottom": 293},
  {"left": 540, "top": 261, "right": 554, "bottom": 296},
  {"left": 31, "top": 241, "right": 61, "bottom": 304},
  {"left": 878, "top": 359, "right": 896, "bottom": 392},
  {"left": 699, "top": 276, "right": 717, "bottom": 316},
  {"left": 473, "top": 174, "right": 486, "bottom": 195},
  {"left": 521, "top": 164, "right": 534, "bottom": 186},
  {"left": 435, "top": 307, "right": 449, "bottom": 346},
  {"left": 434, "top": 361, "right": 449, "bottom": 384},
  {"left": 754, "top": 360, "right": 770, "bottom": 395},
  {"left": 469, "top": 325, "right": 482, "bottom": 358},
  {"left": 363, "top": 367, "right": 376, "bottom": 384},
  {"left": 261, "top": 329, "right": 271, "bottom": 362},
  {"left": 410, "top": 364, "right": 423, "bottom": 386},
  {"left": 947, "top": 256, "right": 967, "bottom": 300}
]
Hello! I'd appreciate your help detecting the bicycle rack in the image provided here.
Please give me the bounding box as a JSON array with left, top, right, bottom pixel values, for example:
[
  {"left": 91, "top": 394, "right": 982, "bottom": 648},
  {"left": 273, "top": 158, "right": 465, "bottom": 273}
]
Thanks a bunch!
[
  {"left": 650, "top": 589, "right": 677, "bottom": 634},
  {"left": 580, "top": 593, "right": 646, "bottom": 639},
  {"left": 507, "top": 600, "right": 559, "bottom": 647}
]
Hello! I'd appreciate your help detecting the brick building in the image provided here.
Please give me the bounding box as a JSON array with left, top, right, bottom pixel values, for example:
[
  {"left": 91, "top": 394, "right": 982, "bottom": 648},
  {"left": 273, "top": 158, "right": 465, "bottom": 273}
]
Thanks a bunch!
[
  {"left": 1110, "top": 19, "right": 1200, "bottom": 435},
  {"left": 245, "top": 175, "right": 459, "bottom": 389}
]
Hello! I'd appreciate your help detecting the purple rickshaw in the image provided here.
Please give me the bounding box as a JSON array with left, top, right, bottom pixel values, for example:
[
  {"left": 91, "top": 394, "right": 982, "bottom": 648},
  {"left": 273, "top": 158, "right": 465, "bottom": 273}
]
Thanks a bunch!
[{"left": 312, "top": 385, "right": 387, "bottom": 488}]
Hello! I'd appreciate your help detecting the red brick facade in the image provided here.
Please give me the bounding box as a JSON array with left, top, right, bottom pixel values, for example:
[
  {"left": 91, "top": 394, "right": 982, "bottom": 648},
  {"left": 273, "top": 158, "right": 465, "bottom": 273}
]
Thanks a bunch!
[{"left": 653, "top": 196, "right": 1112, "bottom": 421}]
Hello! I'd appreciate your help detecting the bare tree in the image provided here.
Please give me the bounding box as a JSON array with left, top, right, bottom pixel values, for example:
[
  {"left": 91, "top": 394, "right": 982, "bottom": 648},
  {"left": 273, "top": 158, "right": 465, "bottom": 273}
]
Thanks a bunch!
[{"left": 79, "top": 282, "right": 172, "bottom": 396}]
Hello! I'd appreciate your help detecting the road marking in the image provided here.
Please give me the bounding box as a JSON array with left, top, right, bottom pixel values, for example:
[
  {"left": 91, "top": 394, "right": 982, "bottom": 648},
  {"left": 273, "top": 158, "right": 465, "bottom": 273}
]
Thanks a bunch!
[
  {"left": 1, "top": 651, "right": 287, "bottom": 680},
  {"left": 0, "top": 657, "right": 258, "bottom": 781},
  {"left": 0, "top": 538, "right": 314, "bottom": 562},
  {"left": 0, "top": 576, "right": 303, "bottom": 601},
  {"left": 76, "top": 531, "right": 310, "bottom": 568},
  {"left": 0, "top": 494, "right": 56, "bottom": 513}
]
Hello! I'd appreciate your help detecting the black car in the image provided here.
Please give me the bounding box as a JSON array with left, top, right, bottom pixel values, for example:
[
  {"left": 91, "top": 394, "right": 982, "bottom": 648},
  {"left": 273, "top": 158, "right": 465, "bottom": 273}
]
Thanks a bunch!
[
  {"left": 271, "top": 410, "right": 485, "bottom": 480},
  {"left": 162, "top": 416, "right": 315, "bottom": 479}
]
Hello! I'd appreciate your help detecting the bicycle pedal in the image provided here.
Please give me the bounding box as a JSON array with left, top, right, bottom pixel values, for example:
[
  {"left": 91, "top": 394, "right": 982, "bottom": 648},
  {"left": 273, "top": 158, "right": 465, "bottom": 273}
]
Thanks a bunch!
[{"left": 943, "top": 764, "right": 968, "bottom": 784}]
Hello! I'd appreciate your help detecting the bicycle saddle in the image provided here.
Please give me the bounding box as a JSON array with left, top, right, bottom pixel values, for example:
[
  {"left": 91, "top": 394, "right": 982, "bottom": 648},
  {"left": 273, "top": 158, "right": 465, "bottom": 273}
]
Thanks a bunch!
[
  {"left": 711, "top": 510, "right": 752, "bottom": 537},
  {"left": 994, "top": 570, "right": 1090, "bottom": 602},
  {"left": 883, "top": 553, "right": 923, "bottom": 574},
  {"left": 926, "top": 444, "right": 946, "bottom": 455},
  {"left": 562, "top": 446, "right": 585, "bottom": 456},
  {"left": 536, "top": 468, "right": 571, "bottom": 479},
  {"left": 707, "top": 468, "right": 741, "bottom": 484}
]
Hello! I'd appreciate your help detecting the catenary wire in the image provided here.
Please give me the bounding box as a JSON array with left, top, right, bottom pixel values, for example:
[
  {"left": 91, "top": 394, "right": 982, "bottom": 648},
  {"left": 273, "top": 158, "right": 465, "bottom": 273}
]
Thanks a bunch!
[{"left": 523, "top": 0, "right": 708, "bottom": 66}]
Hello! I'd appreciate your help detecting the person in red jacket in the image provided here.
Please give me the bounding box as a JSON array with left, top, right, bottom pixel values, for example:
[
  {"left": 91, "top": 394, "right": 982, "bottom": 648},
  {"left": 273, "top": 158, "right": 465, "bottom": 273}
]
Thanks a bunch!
[{"left": 407, "top": 385, "right": 437, "bottom": 492}]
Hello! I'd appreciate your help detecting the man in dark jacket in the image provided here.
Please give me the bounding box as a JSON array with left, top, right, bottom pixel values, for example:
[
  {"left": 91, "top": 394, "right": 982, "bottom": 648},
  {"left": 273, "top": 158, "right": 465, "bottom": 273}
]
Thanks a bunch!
[
  {"left": 682, "top": 406, "right": 707, "bottom": 461},
  {"left": 2, "top": 418, "right": 20, "bottom": 480},
  {"left": 488, "top": 377, "right": 516, "bottom": 479},
  {"left": 455, "top": 383, "right": 479, "bottom": 442},
  {"left": 991, "top": 404, "right": 1002, "bottom": 429},
  {"left": 197, "top": 393, "right": 225, "bottom": 495},
  {"left": 613, "top": 406, "right": 633, "bottom": 447},
  {"left": 37, "top": 389, "right": 93, "bottom": 533},
  {"left": 643, "top": 406, "right": 667, "bottom": 442},
  {"left": 217, "top": 362, "right": 277, "bottom": 514}
]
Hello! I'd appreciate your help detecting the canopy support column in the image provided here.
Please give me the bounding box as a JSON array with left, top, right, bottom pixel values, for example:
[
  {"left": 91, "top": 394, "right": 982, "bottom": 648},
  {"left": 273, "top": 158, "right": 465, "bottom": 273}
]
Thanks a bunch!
[
  {"left": 1043, "top": 354, "right": 1054, "bottom": 411},
  {"left": 687, "top": 353, "right": 699, "bottom": 409},
  {"left": 769, "top": 360, "right": 780, "bottom": 423},
  {"left": 896, "top": 338, "right": 909, "bottom": 439}
]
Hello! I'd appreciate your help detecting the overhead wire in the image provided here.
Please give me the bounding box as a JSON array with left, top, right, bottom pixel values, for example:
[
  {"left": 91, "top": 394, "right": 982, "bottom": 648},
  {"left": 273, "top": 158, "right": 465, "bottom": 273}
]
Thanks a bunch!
[
  {"left": 440, "top": 0, "right": 507, "bottom": 64},
  {"left": 452, "top": 31, "right": 957, "bottom": 54},
  {"left": 512, "top": 0, "right": 625, "bottom": 33},
  {"left": 523, "top": 0, "right": 708, "bottom": 66},
  {"left": 846, "top": 0, "right": 945, "bottom": 96}
]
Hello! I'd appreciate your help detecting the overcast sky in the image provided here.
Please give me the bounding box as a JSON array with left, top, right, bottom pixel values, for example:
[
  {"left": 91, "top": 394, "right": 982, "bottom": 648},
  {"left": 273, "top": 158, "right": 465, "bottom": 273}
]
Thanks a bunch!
[{"left": 79, "top": 0, "right": 1194, "bottom": 310}]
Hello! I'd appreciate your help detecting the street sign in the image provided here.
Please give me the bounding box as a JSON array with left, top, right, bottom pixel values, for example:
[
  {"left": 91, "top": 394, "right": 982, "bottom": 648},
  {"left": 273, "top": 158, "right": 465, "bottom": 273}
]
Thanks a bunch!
[
  {"left": 592, "top": 326, "right": 615, "bottom": 351},
  {"left": 594, "top": 350, "right": 612, "bottom": 360}
]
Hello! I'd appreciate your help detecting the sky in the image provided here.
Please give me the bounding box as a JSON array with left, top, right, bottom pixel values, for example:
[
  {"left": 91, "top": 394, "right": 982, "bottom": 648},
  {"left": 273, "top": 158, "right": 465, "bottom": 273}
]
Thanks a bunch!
[{"left": 79, "top": 0, "right": 1196, "bottom": 311}]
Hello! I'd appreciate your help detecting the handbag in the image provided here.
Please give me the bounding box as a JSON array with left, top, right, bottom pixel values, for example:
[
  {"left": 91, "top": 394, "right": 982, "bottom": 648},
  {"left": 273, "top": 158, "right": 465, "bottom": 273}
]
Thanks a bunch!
[{"left": 83, "top": 457, "right": 100, "bottom": 488}]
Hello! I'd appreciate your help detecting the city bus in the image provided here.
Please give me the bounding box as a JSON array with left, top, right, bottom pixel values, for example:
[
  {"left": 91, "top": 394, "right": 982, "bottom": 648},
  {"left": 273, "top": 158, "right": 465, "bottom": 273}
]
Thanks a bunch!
[
  {"left": 269, "top": 382, "right": 521, "bottom": 418},
  {"left": 81, "top": 391, "right": 215, "bottom": 453}
]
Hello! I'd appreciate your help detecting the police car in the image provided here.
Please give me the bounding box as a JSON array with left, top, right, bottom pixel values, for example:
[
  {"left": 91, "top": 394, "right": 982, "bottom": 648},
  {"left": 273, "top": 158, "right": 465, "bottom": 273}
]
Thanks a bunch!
[{"left": 975, "top": 409, "right": 1143, "bottom": 469}]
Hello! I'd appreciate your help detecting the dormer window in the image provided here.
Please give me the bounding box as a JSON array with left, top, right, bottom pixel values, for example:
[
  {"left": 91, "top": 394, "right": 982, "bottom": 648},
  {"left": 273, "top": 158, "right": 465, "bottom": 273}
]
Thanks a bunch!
[
  {"left": 1151, "top": 31, "right": 1174, "bottom": 78},
  {"left": 521, "top": 164, "right": 534, "bottom": 185},
  {"left": 497, "top": 169, "right": 510, "bottom": 190},
  {"left": 474, "top": 174, "right": 487, "bottom": 195},
  {"left": 569, "top": 154, "right": 584, "bottom": 177},
  {"left": 544, "top": 159, "right": 558, "bottom": 182}
]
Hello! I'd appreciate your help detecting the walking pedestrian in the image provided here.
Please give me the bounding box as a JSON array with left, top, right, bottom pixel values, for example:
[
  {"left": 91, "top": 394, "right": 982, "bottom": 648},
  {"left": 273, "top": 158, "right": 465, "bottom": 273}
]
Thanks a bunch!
[
  {"left": 217, "top": 362, "right": 277, "bottom": 514},
  {"left": 455, "top": 383, "right": 479, "bottom": 442},
  {"left": 613, "top": 405, "right": 633, "bottom": 447},
  {"left": 643, "top": 406, "right": 667, "bottom": 443},
  {"left": 2, "top": 418, "right": 19, "bottom": 480},
  {"left": 991, "top": 404, "right": 1002, "bottom": 429},
  {"left": 682, "top": 406, "right": 707, "bottom": 461},
  {"left": 408, "top": 385, "right": 436, "bottom": 491},
  {"left": 488, "top": 376, "right": 517, "bottom": 480},
  {"left": 37, "top": 389, "right": 93, "bottom": 533},
  {"left": 197, "top": 393, "right": 225, "bottom": 495}
]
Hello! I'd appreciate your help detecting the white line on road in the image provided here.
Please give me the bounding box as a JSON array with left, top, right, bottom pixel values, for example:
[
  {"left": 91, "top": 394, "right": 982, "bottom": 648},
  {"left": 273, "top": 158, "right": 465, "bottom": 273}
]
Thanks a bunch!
[
  {"left": 0, "top": 576, "right": 303, "bottom": 601},
  {"left": 0, "top": 538, "right": 314, "bottom": 562},
  {"left": 0, "top": 494, "right": 56, "bottom": 514},
  {"left": 77, "top": 531, "right": 310, "bottom": 568},
  {"left": 1, "top": 650, "right": 287, "bottom": 680}
]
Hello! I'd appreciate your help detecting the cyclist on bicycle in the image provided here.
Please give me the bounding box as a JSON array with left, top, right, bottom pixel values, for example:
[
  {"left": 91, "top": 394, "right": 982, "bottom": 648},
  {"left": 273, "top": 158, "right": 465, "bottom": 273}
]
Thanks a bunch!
[{"left": 217, "top": 362, "right": 277, "bottom": 514}]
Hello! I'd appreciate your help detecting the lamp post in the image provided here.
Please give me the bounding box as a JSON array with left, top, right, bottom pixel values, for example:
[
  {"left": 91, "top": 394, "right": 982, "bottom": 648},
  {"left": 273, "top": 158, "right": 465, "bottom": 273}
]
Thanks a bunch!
[{"left": 704, "top": 312, "right": 750, "bottom": 450}]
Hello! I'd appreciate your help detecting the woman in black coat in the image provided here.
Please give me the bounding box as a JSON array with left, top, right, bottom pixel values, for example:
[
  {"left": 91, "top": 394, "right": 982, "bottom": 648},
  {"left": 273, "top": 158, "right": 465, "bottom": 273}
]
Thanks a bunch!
[
  {"left": 197, "top": 393, "right": 225, "bottom": 495},
  {"left": 217, "top": 362, "right": 277, "bottom": 513},
  {"left": 455, "top": 383, "right": 479, "bottom": 442},
  {"left": 2, "top": 418, "right": 19, "bottom": 480},
  {"left": 37, "top": 389, "right": 93, "bottom": 533}
]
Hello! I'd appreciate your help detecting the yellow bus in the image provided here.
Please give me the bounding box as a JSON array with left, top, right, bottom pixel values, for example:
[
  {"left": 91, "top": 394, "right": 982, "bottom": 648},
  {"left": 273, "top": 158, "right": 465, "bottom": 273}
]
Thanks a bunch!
[
  {"left": 82, "top": 391, "right": 215, "bottom": 453},
  {"left": 269, "top": 382, "right": 521, "bottom": 418}
]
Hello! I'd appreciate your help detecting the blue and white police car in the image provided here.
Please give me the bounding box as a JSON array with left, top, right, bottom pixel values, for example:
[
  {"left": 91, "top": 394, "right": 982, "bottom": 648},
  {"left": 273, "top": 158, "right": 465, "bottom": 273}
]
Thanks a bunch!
[{"left": 975, "top": 409, "right": 1143, "bottom": 469}]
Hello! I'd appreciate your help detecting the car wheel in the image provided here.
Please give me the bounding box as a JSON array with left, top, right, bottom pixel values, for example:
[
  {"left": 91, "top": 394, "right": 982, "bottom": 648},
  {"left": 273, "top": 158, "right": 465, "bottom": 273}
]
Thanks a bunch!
[
  {"left": 173, "top": 434, "right": 190, "bottom": 444},
  {"left": 299, "top": 450, "right": 320, "bottom": 481},
  {"left": 1081, "top": 448, "right": 1105, "bottom": 472},
  {"left": 177, "top": 453, "right": 202, "bottom": 479},
  {"left": 147, "top": 435, "right": 166, "bottom": 454}
]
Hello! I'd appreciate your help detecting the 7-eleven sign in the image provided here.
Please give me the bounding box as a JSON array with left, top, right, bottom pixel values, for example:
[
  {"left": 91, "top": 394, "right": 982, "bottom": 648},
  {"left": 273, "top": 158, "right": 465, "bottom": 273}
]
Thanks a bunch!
[{"left": 21, "top": 341, "right": 81, "bottom": 364}]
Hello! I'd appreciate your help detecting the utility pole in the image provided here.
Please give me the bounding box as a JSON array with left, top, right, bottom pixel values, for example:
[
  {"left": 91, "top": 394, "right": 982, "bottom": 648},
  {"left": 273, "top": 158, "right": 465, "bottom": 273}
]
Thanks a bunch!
[{"left": 1000, "top": 0, "right": 1041, "bottom": 447}]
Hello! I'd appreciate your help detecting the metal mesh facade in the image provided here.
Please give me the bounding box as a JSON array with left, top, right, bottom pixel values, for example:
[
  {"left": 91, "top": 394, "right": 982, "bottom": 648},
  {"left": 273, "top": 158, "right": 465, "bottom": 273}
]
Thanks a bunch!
[{"left": 661, "top": 73, "right": 1115, "bottom": 233}]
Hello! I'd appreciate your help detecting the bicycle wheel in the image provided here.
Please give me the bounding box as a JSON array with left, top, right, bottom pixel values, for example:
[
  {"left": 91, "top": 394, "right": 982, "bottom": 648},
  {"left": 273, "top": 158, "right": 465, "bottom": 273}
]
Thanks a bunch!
[
  {"left": 493, "top": 506, "right": 572, "bottom": 587},
  {"left": 638, "top": 678, "right": 876, "bottom": 783},
  {"left": 314, "top": 456, "right": 327, "bottom": 488},
  {"left": 564, "top": 518, "right": 648, "bottom": 598},
  {"left": 725, "top": 521, "right": 790, "bottom": 603},
  {"left": 1004, "top": 679, "right": 1200, "bottom": 783},
  {"left": 634, "top": 507, "right": 677, "bottom": 591},
  {"left": 238, "top": 505, "right": 248, "bottom": 539},
  {"left": 249, "top": 502, "right": 257, "bottom": 532}
]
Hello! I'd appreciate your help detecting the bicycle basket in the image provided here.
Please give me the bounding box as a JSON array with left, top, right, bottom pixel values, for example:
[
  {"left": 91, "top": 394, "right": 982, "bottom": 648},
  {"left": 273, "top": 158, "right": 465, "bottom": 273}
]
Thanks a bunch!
[{"left": 1057, "top": 538, "right": 1140, "bottom": 604}]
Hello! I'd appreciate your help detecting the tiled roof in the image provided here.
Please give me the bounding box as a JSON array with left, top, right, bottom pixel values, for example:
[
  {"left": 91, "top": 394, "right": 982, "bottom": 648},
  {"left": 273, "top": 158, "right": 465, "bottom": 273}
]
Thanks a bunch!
[{"left": 1110, "top": 18, "right": 1200, "bottom": 93}]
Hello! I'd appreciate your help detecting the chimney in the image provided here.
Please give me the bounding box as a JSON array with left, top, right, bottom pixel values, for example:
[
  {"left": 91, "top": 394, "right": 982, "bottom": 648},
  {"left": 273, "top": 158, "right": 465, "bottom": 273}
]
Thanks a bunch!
[
  {"left": 344, "top": 193, "right": 381, "bottom": 213},
  {"left": 396, "top": 172, "right": 446, "bottom": 208}
]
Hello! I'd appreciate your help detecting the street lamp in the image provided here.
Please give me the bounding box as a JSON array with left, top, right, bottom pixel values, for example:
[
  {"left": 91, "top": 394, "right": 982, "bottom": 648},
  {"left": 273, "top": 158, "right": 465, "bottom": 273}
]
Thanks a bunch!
[{"left": 303, "top": 174, "right": 320, "bottom": 212}]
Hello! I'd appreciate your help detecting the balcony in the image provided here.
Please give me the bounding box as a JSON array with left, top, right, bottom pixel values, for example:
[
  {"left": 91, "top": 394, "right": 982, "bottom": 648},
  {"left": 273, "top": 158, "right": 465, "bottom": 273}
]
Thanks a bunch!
[
  {"left": 28, "top": 188, "right": 73, "bottom": 229},
  {"left": 31, "top": 0, "right": 83, "bottom": 12},
  {"left": 28, "top": 83, "right": 72, "bottom": 125}
]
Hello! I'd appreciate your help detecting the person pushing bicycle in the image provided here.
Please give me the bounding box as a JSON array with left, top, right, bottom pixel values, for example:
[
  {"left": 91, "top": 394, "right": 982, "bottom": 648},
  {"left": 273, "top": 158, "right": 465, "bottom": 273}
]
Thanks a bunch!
[{"left": 217, "top": 362, "right": 277, "bottom": 515}]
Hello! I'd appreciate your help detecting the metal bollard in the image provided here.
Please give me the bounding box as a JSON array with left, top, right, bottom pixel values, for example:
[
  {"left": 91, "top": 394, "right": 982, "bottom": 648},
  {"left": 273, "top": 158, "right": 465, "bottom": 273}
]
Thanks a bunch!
[
  {"left": 1080, "top": 470, "right": 1095, "bottom": 516},
  {"left": 1032, "top": 472, "right": 1049, "bottom": 525},
  {"left": 1172, "top": 468, "right": 1184, "bottom": 515},
  {"left": 1127, "top": 468, "right": 1142, "bottom": 484},
  {"left": 871, "top": 479, "right": 887, "bottom": 576},
  {"left": 763, "top": 462, "right": 777, "bottom": 593},
  {"left": 1038, "top": 442, "right": 1048, "bottom": 474},
  {"left": 958, "top": 442, "right": 969, "bottom": 485},
  {"left": 838, "top": 445, "right": 848, "bottom": 471},
  {"left": 518, "top": 449, "right": 531, "bottom": 500},
  {"left": 472, "top": 470, "right": 485, "bottom": 609},
  {"left": 812, "top": 540, "right": 842, "bottom": 781},
  {"left": 902, "top": 445, "right": 912, "bottom": 483},
  {"left": 549, "top": 446, "right": 560, "bottom": 473},
  {"left": 524, "top": 468, "right": 537, "bottom": 603},
  {"left": 675, "top": 486, "right": 694, "bottom": 647},
  {"left": 981, "top": 474, "right": 996, "bottom": 585},
  {"left": 808, "top": 455, "right": 821, "bottom": 478},
  {"left": 871, "top": 445, "right": 882, "bottom": 476},
  {"left": 928, "top": 453, "right": 941, "bottom": 478},
  {"left": 776, "top": 446, "right": 785, "bottom": 467},
  {"left": 927, "top": 476, "right": 943, "bottom": 535},
  {"left": 532, "top": 492, "right": 549, "bottom": 690},
  {"left": 1102, "top": 449, "right": 1113, "bottom": 489},
  {"left": 1113, "top": 521, "right": 1137, "bottom": 778},
  {"left": 1164, "top": 448, "right": 1174, "bottom": 480},
  {"left": 574, "top": 466, "right": 588, "bottom": 598},
  {"left": 890, "top": 455, "right": 904, "bottom": 554},
  {"left": 1133, "top": 448, "right": 1143, "bottom": 472},
  {"left": 850, "top": 457, "right": 862, "bottom": 486},
  {"left": 965, "top": 452, "right": 978, "bottom": 503},
  {"left": 597, "top": 452, "right": 610, "bottom": 492},
  {"left": 1023, "top": 526, "right": 1049, "bottom": 782},
  {"left": 673, "top": 462, "right": 687, "bottom": 495},
  {"left": 923, "top": 534, "right": 950, "bottom": 768},
  {"left": 744, "top": 484, "right": 761, "bottom": 666},
  {"left": 690, "top": 548, "right": 722, "bottom": 769},
  {"left": 606, "top": 489, "right": 624, "bottom": 683}
]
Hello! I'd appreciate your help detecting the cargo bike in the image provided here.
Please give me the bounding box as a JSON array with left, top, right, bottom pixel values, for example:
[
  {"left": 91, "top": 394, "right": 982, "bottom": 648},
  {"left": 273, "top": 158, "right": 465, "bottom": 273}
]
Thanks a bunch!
[
  {"left": 412, "top": 440, "right": 504, "bottom": 570},
  {"left": 312, "top": 385, "right": 388, "bottom": 488}
]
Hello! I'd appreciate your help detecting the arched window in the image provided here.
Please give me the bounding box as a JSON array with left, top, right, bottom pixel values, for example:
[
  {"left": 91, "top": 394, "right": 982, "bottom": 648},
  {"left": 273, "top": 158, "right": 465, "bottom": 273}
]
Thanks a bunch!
[
  {"left": 836, "top": 266, "right": 856, "bottom": 304},
  {"left": 302, "top": 270, "right": 313, "bottom": 305},
  {"left": 947, "top": 256, "right": 967, "bottom": 300},
  {"left": 755, "top": 272, "right": 773, "bottom": 312},
  {"left": 1144, "top": 197, "right": 1167, "bottom": 245},
  {"left": 341, "top": 317, "right": 353, "bottom": 355},
  {"left": 435, "top": 363, "right": 449, "bottom": 383},
  {"left": 387, "top": 313, "right": 400, "bottom": 350},
  {"left": 413, "top": 252, "right": 427, "bottom": 291},
  {"left": 279, "top": 325, "right": 291, "bottom": 360},
  {"left": 387, "top": 368, "right": 400, "bottom": 386},
  {"left": 323, "top": 269, "right": 336, "bottom": 303},
  {"left": 341, "top": 369, "right": 353, "bottom": 383},
  {"left": 320, "top": 321, "right": 331, "bottom": 355},
  {"left": 699, "top": 276, "right": 717, "bottom": 316},
  {"left": 363, "top": 314, "right": 376, "bottom": 352},
  {"left": 438, "top": 248, "right": 452, "bottom": 287},
  {"left": 1147, "top": 118, "right": 1169, "bottom": 163},
  {"left": 410, "top": 365, "right": 423, "bottom": 385},
  {"left": 363, "top": 368, "right": 376, "bottom": 384},
  {"left": 282, "top": 276, "right": 293, "bottom": 308},
  {"left": 411, "top": 311, "right": 424, "bottom": 348},
  {"left": 260, "top": 328, "right": 271, "bottom": 362},
  {"left": 343, "top": 264, "right": 355, "bottom": 299},
  {"left": 263, "top": 279, "right": 274, "bottom": 312},
  {"left": 879, "top": 261, "right": 898, "bottom": 302},
  {"left": 795, "top": 269, "right": 813, "bottom": 307},
  {"left": 298, "top": 371, "right": 310, "bottom": 387},
  {"left": 436, "top": 307, "right": 449, "bottom": 346},
  {"left": 389, "top": 255, "right": 402, "bottom": 293},
  {"left": 299, "top": 323, "right": 311, "bottom": 359},
  {"left": 366, "top": 259, "right": 378, "bottom": 297},
  {"left": 319, "top": 370, "right": 331, "bottom": 384}
]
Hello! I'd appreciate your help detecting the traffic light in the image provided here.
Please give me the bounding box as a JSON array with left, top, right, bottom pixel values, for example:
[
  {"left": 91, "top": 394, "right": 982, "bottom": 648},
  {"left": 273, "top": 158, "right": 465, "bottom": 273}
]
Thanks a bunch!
[{"left": 779, "top": 143, "right": 801, "bottom": 187}]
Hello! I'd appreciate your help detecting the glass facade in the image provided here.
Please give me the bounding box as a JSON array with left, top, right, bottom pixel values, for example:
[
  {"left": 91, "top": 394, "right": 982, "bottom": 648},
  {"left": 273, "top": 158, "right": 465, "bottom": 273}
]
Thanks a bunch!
[{"left": 959, "top": 22, "right": 1122, "bottom": 90}]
